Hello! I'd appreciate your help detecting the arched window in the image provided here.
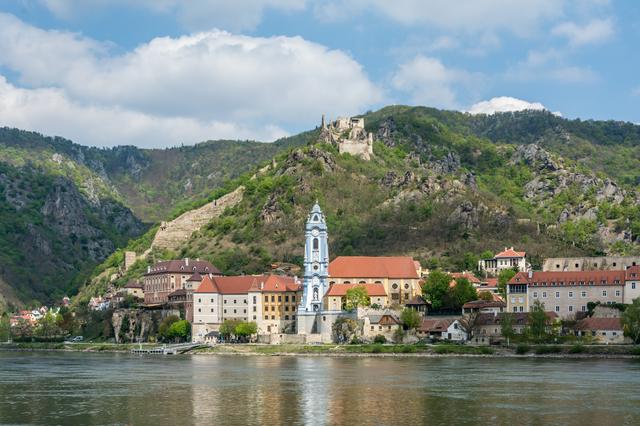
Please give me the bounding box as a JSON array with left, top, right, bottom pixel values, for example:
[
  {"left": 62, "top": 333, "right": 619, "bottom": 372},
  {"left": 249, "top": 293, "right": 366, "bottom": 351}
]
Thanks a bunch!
[
  {"left": 313, "top": 238, "right": 319, "bottom": 250},
  {"left": 313, "top": 215, "right": 319, "bottom": 221}
]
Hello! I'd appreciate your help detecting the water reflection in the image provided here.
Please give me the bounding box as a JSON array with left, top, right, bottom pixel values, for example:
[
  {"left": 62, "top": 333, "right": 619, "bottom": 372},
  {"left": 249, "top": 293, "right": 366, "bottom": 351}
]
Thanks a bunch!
[{"left": 0, "top": 353, "right": 639, "bottom": 425}]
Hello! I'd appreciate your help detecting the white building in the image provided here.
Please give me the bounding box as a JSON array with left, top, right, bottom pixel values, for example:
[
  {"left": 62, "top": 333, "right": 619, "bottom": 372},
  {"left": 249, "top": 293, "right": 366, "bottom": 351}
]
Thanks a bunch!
[{"left": 478, "top": 247, "right": 530, "bottom": 275}]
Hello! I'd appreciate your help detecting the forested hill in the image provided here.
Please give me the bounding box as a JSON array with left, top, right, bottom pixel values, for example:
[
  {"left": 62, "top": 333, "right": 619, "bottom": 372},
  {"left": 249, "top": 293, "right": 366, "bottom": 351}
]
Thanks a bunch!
[
  {"left": 3, "top": 106, "right": 640, "bottom": 308},
  {"left": 77, "top": 107, "right": 640, "bottom": 303}
]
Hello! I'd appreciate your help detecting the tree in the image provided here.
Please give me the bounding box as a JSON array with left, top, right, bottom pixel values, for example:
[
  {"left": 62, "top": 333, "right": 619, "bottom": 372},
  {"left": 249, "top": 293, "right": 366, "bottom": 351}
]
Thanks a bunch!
[
  {"left": 234, "top": 321, "right": 257, "bottom": 342},
  {"left": 527, "top": 300, "right": 549, "bottom": 342},
  {"left": 422, "top": 271, "right": 452, "bottom": 310},
  {"left": 497, "top": 268, "right": 518, "bottom": 298},
  {"left": 35, "top": 311, "right": 62, "bottom": 341},
  {"left": 0, "top": 313, "right": 9, "bottom": 342},
  {"left": 167, "top": 320, "right": 191, "bottom": 342},
  {"left": 158, "top": 315, "right": 180, "bottom": 340},
  {"left": 219, "top": 319, "right": 242, "bottom": 341},
  {"left": 451, "top": 278, "right": 478, "bottom": 308},
  {"left": 13, "top": 318, "right": 33, "bottom": 341},
  {"left": 478, "top": 291, "right": 493, "bottom": 301},
  {"left": 400, "top": 308, "right": 421, "bottom": 330},
  {"left": 119, "top": 315, "right": 131, "bottom": 343},
  {"left": 458, "top": 312, "right": 480, "bottom": 341},
  {"left": 345, "top": 286, "right": 370, "bottom": 310},
  {"left": 500, "top": 312, "right": 515, "bottom": 346},
  {"left": 622, "top": 298, "right": 640, "bottom": 344}
]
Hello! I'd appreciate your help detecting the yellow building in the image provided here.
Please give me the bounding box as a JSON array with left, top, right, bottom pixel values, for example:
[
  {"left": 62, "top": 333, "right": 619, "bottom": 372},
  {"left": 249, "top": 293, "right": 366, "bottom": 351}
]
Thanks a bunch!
[{"left": 328, "top": 256, "right": 422, "bottom": 305}]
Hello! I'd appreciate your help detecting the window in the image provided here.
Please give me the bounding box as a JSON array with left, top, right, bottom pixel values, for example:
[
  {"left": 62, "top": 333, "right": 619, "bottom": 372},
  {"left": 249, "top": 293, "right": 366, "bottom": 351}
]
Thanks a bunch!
[
  {"left": 519, "top": 297, "right": 524, "bottom": 304},
  {"left": 253, "top": 306, "right": 256, "bottom": 312},
  {"left": 198, "top": 308, "right": 201, "bottom": 312},
  {"left": 271, "top": 315, "right": 275, "bottom": 320},
  {"left": 292, "top": 295, "right": 296, "bottom": 302},
  {"left": 510, "top": 297, "right": 516, "bottom": 303},
  {"left": 198, "top": 298, "right": 201, "bottom": 303},
  {"left": 271, "top": 306, "right": 275, "bottom": 311},
  {"left": 233, "top": 299, "right": 237, "bottom": 304},
  {"left": 285, "top": 306, "right": 289, "bottom": 311},
  {"left": 568, "top": 306, "right": 573, "bottom": 312},
  {"left": 616, "top": 290, "right": 621, "bottom": 297},
  {"left": 243, "top": 309, "right": 246, "bottom": 314},
  {"left": 265, "top": 315, "right": 268, "bottom": 320},
  {"left": 542, "top": 292, "right": 547, "bottom": 298},
  {"left": 519, "top": 306, "right": 524, "bottom": 312},
  {"left": 533, "top": 292, "right": 538, "bottom": 298},
  {"left": 252, "top": 296, "right": 257, "bottom": 304},
  {"left": 404, "top": 284, "right": 409, "bottom": 289},
  {"left": 555, "top": 291, "right": 560, "bottom": 298},
  {"left": 264, "top": 295, "right": 268, "bottom": 302},
  {"left": 253, "top": 315, "right": 256, "bottom": 320},
  {"left": 392, "top": 283, "right": 398, "bottom": 290},
  {"left": 581, "top": 305, "right": 586, "bottom": 312},
  {"left": 285, "top": 315, "right": 289, "bottom": 320},
  {"left": 555, "top": 306, "right": 560, "bottom": 312},
  {"left": 602, "top": 290, "right": 607, "bottom": 297},
  {"left": 581, "top": 291, "right": 587, "bottom": 298},
  {"left": 371, "top": 326, "right": 374, "bottom": 331},
  {"left": 278, "top": 295, "right": 282, "bottom": 302},
  {"left": 313, "top": 238, "right": 319, "bottom": 250},
  {"left": 633, "top": 283, "right": 637, "bottom": 289},
  {"left": 285, "top": 295, "right": 289, "bottom": 302},
  {"left": 271, "top": 295, "right": 275, "bottom": 302},
  {"left": 568, "top": 291, "right": 574, "bottom": 298},
  {"left": 224, "top": 299, "right": 227, "bottom": 304},
  {"left": 513, "top": 307, "right": 518, "bottom": 312},
  {"left": 224, "top": 309, "right": 227, "bottom": 314}
]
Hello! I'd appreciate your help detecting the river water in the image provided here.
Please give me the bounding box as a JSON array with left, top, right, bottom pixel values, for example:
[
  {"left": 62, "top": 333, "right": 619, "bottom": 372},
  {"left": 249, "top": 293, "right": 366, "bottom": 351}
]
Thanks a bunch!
[{"left": 0, "top": 352, "right": 639, "bottom": 425}]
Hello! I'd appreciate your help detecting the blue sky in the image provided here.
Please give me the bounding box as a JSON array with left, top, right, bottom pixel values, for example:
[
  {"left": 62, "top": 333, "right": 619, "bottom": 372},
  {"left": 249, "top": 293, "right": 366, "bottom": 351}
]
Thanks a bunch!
[{"left": 0, "top": 0, "right": 638, "bottom": 148}]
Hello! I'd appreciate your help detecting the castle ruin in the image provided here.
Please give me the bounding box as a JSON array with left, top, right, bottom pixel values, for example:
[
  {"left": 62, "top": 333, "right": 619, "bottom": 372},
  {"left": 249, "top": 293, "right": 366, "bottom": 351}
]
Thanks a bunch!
[{"left": 320, "top": 114, "right": 374, "bottom": 160}]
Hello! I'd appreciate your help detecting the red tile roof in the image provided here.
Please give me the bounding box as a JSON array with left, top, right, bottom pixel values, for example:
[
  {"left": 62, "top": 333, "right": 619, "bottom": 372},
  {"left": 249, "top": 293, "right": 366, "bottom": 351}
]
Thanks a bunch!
[
  {"left": 418, "top": 318, "right": 454, "bottom": 332},
  {"left": 495, "top": 247, "right": 526, "bottom": 258},
  {"left": 450, "top": 272, "right": 481, "bottom": 284},
  {"left": 329, "top": 256, "right": 419, "bottom": 279},
  {"left": 576, "top": 317, "right": 622, "bottom": 331},
  {"left": 625, "top": 265, "right": 640, "bottom": 280},
  {"left": 509, "top": 270, "right": 625, "bottom": 287},
  {"left": 187, "top": 272, "right": 203, "bottom": 282},
  {"left": 325, "top": 283, "right": 388, "bottom": 297},
  {"left": 483, "top": 278, "right": 499, "bottom": 288},
  {"left": 196, "top": 275, "right": 300, "bottom": 294},
  {"left": 256, "top": 275, "right": 301, "bottom": 292}
]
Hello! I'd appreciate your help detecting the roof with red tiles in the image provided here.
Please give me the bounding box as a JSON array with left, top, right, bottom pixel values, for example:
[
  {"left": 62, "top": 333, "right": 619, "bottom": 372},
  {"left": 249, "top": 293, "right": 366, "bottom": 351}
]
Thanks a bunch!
[
  {"left": 508, "top": 270, "right": 626, "bottom": 287},
  {"left": 196, "top": 275, "right": 300, "bottom": 294},
  {"left": 329, "top": 256, "right": 419, "bottom": 279},
  {"left": 483, "top": 278, "right": 499, "bottom": 288},
  {"left": 576, "top": 317, "right": 622, "bottom": 331},
  {"left": 495, "top": 247, "right": 526, "bottom": 258},
  {"left": 625, "top": 265, "right": 640, "bottom": 280},
  {"left": 194, "top": 275, "right": 220, "bottom": 293},
  {"left": 450, "top": 272, "right": 481, "bottom": 284},
  {"left": 325, "top": 283, "right": 388, "bottom": 297},
  {"left": 462, "top": 300, "right": 506, "bottom": 309},
  {"left": 418, "top": 318, "right": 454, "bottom": 332}
]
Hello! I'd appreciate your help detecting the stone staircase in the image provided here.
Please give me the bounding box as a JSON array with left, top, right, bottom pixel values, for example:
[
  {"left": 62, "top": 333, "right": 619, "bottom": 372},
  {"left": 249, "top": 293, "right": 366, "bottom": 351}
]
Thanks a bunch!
[{"left": 148, "top": 186, "right": 244, "bottom": 253}]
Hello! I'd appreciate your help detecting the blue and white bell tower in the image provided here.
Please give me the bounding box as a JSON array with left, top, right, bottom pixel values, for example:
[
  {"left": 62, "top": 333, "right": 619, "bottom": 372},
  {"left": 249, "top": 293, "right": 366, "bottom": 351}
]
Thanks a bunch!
[{"left": 300, "top": 201, "right": 329, "bottom": 313}]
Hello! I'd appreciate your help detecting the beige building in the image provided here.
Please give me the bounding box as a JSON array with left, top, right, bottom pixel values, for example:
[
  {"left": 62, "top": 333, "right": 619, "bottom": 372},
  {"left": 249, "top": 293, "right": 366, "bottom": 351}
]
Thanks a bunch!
[
  {"left": 576, "top": 317, "right": 630, "bottom": 344},
  {"left": 362, "top": 312, "right": 402, "bottom": 342},
  {"left": 143, "top": 258, "right": 221, "bottom": 304},
  {"left": 122, "top": 280, "right": 144, "bottom": 299},
  {"left": 543, "top": 256, "right": 640, "bottom": 272},
  {"left": 328, "top": 256, "right": 422, "bottom": 305},
  {"left": 470, "top": 312, "right": 559, "bottom": 345},
  {"left": 192, "top": 275, "right": 301, "bottom": 342},
  {"left": 478, "top": 247, "right": 530, "bottom": 275},
  {"left": 507, "top": 270, "right": 626, "bottom": 318},
  {"left": 324, "top": 283, "right": 388, "bottom": 311}
]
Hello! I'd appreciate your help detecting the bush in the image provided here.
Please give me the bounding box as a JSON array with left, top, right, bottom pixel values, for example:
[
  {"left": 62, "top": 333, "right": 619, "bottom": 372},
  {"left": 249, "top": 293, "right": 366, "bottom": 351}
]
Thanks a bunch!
[
  {"left": 569, "top": 344, "right": 586, "bottom": 354},
  {"left": 371, "top": 344, "right": 383, "bottom": 353},
  {"left": 631, "top": 347, "right": 640, "bottom": 356},
  {"left": 516, "top": 344, "right": 530, "bottom": 355},
  {"left": 535, "top": 345, "right": 562, "bottom": 355},
  {"left": 401, "top": 345, "right": 416, "bottom": 353},
  {"left": 479, "top": 346, "right": 494, "bottom": 355},
  {"left": 373, "top": 334, "right": 387, "bottom": 344}
]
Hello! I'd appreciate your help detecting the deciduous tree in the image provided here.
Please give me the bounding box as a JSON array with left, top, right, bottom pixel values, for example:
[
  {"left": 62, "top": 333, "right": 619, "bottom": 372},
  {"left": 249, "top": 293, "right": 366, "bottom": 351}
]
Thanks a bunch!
[
  {"left": 622, "top": 298, "right": 640, "bottom": 344},
  {"left": 345, "top": 286, "right": 370, "bottom": 310},
  {"left": 422, "top": 271, "right": 451, "bottom": 311},
  {"left": 497, "top": 268, "right": 518, "bottom": 298},
  {"left": 400, "top": 308, "right": 421, "bottom": 330},
  {"left": 501, "top": 312, "right": 515, "bottom": 346}
]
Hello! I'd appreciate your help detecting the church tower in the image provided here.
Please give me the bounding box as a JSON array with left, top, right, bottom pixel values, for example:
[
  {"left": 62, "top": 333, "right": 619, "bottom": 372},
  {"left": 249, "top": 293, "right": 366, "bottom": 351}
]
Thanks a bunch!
[{"left": 299, "top": 202, "right": 329, "bottom": 313}]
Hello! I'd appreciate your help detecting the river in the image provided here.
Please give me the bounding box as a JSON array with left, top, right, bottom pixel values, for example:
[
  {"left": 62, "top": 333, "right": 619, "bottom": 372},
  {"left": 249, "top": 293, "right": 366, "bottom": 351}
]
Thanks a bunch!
[{"left": 0, "top": 352, "right": 639, "bottom": 425}]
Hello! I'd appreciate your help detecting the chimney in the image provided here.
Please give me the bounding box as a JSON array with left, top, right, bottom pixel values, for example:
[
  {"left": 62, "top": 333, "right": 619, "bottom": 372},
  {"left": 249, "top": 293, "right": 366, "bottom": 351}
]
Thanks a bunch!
[
  {"left": 528, "top": 270, "right": 533, "bottom": 279},
  {"left": 147, "top": 266, "right": 151, "bottom": 273},
  {"left": 185, "top": 257, "right": 189, "bottom": 266},
  {"left": 260, "top": 282, "right": 264, "bottom": 290}
]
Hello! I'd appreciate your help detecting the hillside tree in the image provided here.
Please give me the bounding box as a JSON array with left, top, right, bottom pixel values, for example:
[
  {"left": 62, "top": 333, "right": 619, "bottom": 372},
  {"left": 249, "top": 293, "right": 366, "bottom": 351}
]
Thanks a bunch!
[{"left": 622, "top": 298, "right": 640, "bottom": 344}]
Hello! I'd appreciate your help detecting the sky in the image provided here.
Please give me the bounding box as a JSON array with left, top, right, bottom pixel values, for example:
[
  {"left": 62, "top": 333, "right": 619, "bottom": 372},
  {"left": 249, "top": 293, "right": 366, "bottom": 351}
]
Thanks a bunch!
[{"left": 0, "top": 0, "right": 638, "bottom": 148}]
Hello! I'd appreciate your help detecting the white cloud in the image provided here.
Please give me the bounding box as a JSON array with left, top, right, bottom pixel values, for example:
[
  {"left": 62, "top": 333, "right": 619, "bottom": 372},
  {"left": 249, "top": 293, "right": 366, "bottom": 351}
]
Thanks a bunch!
[
  {"left": 468, "top": 97, "right": 548, "bottom": 115},
  {"left": 318, "top": 0, "right": 563, "bottom": 36},
  {"left": 506, "top": 48, "right": 598, "bottom": 84},
  {"left": 40, "top": 0, "right": 307, "bottom": 32},
  {"left": 390, "top": 55, "right": 480, "bottom": 109},
  {"left": 0, "top": 13, "right": 381, "bottom": 147},
  {"left": 552, "top": 18, "right": 615, "bottom": 46},
  {"left": 0, "top": 76, "right": 288, "bottom": 148}
]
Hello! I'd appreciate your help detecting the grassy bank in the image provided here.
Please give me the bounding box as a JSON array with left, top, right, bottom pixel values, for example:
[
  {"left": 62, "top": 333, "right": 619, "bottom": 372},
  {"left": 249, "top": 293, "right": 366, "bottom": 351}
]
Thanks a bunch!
[{"left": 0, "top": 342, "right": 158, "bottom": 352}]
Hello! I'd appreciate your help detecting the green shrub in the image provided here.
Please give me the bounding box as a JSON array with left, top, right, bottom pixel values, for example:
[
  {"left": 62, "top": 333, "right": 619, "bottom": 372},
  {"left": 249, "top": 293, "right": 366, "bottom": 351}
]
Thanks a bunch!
[
  {"left": 535, "top": 345, "right": 562, "bottom": 355},
  {"left": 569, "top": 344, "right": 586, "bottom": 354},
  {"left": 479, "top": 346, "right": 494, "bottom": 355},
  {"left": 373, "top": 334, "right": 387, "bottom": 344},
  {"left": 371, "top": 344, "right": 383, "bottom": 353},
  {"left": 631, "top": 347, "right": 640, "bottom": 356},
  {"left": 516, "top": 344, "right": 530, "bottom": 355},
  {"left": 401, "top": 345, "right": 416, "bottom": 353}
]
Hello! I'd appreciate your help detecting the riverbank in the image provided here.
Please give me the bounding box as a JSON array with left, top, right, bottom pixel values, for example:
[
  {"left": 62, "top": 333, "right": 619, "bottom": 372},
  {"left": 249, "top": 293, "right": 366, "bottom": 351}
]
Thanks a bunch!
[{"left": 4, "top": 341, "right": 638, "bottom": 358}]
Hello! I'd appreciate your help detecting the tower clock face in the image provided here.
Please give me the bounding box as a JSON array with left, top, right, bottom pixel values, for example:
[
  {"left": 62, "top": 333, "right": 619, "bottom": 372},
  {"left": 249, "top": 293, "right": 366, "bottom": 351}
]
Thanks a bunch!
[{"left": 311, "top": 228, "right": 319, "bottom": 237}]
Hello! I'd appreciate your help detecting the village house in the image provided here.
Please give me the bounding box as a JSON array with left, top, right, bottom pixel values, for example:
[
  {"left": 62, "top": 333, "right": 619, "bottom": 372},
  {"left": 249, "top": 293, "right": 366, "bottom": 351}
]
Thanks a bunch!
[
  {"left": 327, "top": 256, "right": 422, "bottom": 305},
  {"left": 470, "top": 311, "right": 559, "bottom": 345},
  {"left": 575, "top": 317, "right": 630, "bottom": 344},
  {"left": 507, "top": 270, "right": 627, "bottom": 318},
  {"left": 478, "top": 247, "right": 530, "bottom": 275},
  {"left": 405, "top": 295, "right": 430, "bottom": 314},
  {"left": 417, "top": 318, "right": 467, "bottom": 342},
  {"left": 462, "top": 300, "right": 506, "bottom": 315},
  {"left": 449, "top": 272, "right": 482, "bottom": 287},
  {"left": 143, "top": 258, "right": 221, "bottom": 305},
  {"left": 122, "top": 280, "right": 144, "bottom": 299},
  {"left": 362, "top": 311, "right": 402, "bottom": 341}
]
